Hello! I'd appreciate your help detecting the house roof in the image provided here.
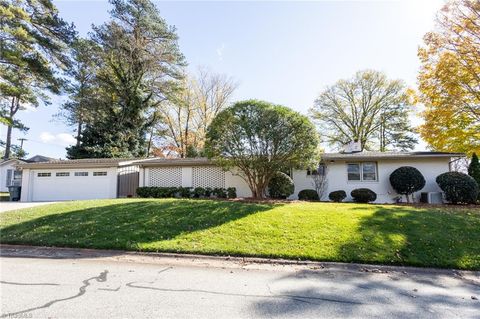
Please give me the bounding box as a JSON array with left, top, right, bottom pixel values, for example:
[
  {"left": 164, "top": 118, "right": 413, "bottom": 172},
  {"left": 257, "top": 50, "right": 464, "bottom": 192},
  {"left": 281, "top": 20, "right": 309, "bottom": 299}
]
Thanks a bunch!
[
  {"left": 321, "top": 151, "right": 465, "bottom": 161},
  {"left": 133, "top": 157, "right": 213, "bottom": 167},
  {"left": 13, "top": 151, "right": 466, "bottom": 169},
  {"left": 0, "top": 158, "right": 26, "bottom": 166},
  {"left": 16, "top": 158, "right": 142, "bottom": 169},
  {"left": 1, "top": 154, "right": 57, "bottom": 167},
  {"left": 26, "top": 155, "right": 56, "bottom": 163}
]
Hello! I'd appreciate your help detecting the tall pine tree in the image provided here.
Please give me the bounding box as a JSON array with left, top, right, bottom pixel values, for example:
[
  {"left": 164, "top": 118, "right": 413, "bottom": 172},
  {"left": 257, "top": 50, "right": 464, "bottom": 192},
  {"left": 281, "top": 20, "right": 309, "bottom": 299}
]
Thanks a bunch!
[
  {"left": 0, "top": 0, "right": 75, "bottom": 159},
  {"left": 66, "top": 0, "right": 185, "bottom": 158}
]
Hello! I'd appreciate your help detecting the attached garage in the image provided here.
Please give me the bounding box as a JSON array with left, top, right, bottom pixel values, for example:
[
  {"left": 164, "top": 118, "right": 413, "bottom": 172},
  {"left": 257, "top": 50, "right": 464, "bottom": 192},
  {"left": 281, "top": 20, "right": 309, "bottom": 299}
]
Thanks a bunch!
[{"left": 18, "top": 159, "right": 138, "bottom": 202}]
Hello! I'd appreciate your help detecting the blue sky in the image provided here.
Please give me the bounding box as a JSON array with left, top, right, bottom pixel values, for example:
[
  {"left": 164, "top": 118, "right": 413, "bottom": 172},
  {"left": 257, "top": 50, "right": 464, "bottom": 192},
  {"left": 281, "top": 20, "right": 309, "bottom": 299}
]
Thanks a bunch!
[{"left": 1, "top": 0, "right": 444, "bottom": 159}]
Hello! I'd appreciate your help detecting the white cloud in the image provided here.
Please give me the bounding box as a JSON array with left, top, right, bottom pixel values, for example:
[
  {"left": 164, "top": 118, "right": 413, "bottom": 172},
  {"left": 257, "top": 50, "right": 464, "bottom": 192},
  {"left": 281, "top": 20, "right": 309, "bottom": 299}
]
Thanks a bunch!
[
  {"left": 22, "top": 103, "right": 38, "bottom": 113},
  {"left": 39, "top": 132, "right": 76, "bottom": 147},
  {"left": 216, "top": 43, "right": 225, "bottom": 61}
]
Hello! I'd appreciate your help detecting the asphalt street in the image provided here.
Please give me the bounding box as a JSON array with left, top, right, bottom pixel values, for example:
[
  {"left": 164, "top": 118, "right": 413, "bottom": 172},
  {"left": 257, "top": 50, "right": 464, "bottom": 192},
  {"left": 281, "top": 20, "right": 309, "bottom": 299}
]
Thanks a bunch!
[{"left": 0, "top": 249, "right": 479, "bottom": 318}]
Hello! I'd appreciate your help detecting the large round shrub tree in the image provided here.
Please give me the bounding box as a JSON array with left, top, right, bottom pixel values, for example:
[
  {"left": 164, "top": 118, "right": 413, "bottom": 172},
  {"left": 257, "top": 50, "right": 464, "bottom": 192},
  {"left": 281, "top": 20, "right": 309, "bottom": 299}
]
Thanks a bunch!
[
  {"left": 436, "top": 172, "right": 479, "bottom": 204},
  {"left": 389, "top": 166, "right": 426, "bottom": 203},
  {"left": 205, "top": 100, "right": 319, "bottom": 198}
]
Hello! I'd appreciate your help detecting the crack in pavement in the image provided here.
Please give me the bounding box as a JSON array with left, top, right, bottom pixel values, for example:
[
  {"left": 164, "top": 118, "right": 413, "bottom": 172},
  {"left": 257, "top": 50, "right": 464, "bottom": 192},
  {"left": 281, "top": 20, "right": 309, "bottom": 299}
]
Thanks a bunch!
[
  {"left": 0, "top": 270, "right": 108, "bottom": 318},
  {"left": 0, "top": 281, "right": 59, "bottom": 286},
  {"left": 125, "top": 281, "right": 362, "bottom": 306}
]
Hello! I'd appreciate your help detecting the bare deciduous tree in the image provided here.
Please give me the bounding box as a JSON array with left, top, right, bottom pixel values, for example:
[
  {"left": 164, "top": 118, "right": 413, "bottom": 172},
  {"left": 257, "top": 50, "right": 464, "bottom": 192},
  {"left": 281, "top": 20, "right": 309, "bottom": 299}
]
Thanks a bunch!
[
  {"left": 152, "top": 68, "right": 238, "bottom": 157},
  {"left": 310, "top": 70, "right": 417, "bottom": 151}
]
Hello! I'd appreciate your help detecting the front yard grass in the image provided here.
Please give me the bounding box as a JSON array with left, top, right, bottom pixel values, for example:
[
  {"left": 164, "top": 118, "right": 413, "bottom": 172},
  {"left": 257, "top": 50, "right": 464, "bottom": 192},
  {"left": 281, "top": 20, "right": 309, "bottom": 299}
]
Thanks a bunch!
[{"left": 1, "top": 198, "right": 479, "bottom": 270}]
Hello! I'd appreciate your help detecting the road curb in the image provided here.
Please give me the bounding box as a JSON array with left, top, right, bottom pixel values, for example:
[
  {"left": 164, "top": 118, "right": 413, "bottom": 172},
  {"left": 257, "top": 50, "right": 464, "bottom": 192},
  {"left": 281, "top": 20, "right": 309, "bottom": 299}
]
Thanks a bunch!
[{"left": 2, "top": 244, "right": 479, "bottom": 277}]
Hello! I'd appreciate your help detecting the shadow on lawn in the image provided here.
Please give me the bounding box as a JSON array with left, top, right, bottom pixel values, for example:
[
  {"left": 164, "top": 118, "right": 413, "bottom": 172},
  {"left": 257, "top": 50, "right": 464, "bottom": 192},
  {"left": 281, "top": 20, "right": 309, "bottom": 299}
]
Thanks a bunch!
[
  {"left": 0, "top": 199, "right": 280, "bottom": 253},
  {"left": 337, "top": 205, "right": 480, "bottom": 270}
]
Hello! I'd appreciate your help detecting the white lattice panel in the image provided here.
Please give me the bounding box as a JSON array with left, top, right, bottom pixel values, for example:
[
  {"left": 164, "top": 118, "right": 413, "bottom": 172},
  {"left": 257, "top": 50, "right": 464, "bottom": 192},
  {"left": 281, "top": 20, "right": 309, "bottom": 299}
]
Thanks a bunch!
[
  {"left": 149, "top": 167, "right": 182, "bottom": 187},
  {"left": 192, "top": 166, "right": 225, "bottom": 188}
]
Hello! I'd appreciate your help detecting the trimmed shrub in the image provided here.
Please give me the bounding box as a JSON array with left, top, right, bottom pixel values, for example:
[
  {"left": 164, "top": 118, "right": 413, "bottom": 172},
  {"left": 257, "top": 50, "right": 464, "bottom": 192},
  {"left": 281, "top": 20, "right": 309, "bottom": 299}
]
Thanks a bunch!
[
  {"left": 436, "top": 172, "right": 479, "bottom": 204},
  {"left": 268, "top": 172, "right": 295, "bottom": 199},
  {"left": 328, "top": 190, "right": 347, "bottom": 202},
  {"left": 227, "top": 187, "right": 237, "bottom": 199},
  {"left": 298, "top": 189, "right": 319, "bottom": 201},
  {"left": 389, "top": 166, "right": 426, "bottom": 202},
  {"left": 468, "top": 153, "right": 480, "bottom": 201},
  {"left": 213, "top": 187, "right": 227, "bottom": 198},
  {"left": 136, "top": 187, "right": 179, "bottom": 198},
  {"left": 205, "top": 187, "right": 213, "bottom": 197},
  {"left": 136, "top": 187, "right": 151, "bottom": 198},
  {"left": 351, "top": 188, "right": 377, "bottom": 203},
  {"left": 193, "top": 187, "right": 206, "bottom": 198},
  {"left": 179, "top": 187, "right": 192, "bottom": 198}
]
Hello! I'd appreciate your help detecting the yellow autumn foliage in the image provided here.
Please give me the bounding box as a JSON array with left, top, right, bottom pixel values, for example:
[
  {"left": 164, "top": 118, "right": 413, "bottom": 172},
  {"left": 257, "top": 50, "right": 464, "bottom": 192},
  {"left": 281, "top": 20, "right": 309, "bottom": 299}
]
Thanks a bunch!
[{"left": 417, "top": 0, "right": 480, "bottom": 155}]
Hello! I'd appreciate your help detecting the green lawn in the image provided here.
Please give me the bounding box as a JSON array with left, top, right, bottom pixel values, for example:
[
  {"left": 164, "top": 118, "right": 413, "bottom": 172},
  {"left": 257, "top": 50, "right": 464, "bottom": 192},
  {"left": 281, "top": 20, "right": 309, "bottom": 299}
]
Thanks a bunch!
[{"left": 1, "top": 198, "right": 479, "bottom": 270}]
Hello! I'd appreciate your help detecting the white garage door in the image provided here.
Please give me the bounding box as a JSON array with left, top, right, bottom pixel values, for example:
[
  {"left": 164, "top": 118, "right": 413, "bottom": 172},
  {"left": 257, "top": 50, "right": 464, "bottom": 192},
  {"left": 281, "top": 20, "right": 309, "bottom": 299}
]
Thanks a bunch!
[{"left": 31, "top": 169, "right": 115, "bottom": 201}]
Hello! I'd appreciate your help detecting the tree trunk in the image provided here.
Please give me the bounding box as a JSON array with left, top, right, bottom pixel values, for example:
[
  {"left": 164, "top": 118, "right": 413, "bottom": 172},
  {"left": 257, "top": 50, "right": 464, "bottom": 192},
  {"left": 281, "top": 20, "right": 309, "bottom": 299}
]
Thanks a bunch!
[
  {"left": 3, "top": 97, "right": 17, "bottom": 160},
  {"left": 76, "top": 121, "right": 82, "bottom": 147},
  {"left": 4, "top": 123, "right": 12, "bottom": 160}
]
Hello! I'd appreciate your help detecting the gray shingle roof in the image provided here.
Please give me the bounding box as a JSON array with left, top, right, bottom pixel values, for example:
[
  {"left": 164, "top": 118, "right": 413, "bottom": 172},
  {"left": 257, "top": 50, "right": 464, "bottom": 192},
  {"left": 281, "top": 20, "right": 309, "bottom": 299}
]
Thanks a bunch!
[{"left": 321, "top": 151, "right": 465, "bottom": 161}]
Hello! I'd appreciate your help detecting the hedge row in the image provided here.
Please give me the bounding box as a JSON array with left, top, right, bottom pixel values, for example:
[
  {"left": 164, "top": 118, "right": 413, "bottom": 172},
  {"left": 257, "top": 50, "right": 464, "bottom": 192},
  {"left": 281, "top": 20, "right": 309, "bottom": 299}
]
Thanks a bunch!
[{"left": 136, "top": 186, "right": 237, "bottom": 199}]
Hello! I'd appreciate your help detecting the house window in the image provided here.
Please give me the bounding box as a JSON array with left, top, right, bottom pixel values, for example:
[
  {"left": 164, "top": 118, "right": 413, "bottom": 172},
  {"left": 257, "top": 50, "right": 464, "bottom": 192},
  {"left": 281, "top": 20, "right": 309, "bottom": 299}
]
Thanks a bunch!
[
  {"left": 37, "top": 172, "right": 51, "bottom": 177},
  {"left": 56, "top": 172, "right": 70, "bottom": 177},
  {"left": 74, "top": 172, "right": 88, "bottom": 177},
  {"left": 347, "top": 164, "right": 361, "bottom": 181},
  {"left": 347, "top": 162, "right": 377, "bottom": 181},
  {"left": 362, "top": 162, "right": 377, "bottom": 181},
  {"left": 93, "top": 172, "right": 107, "bottom": 176}
]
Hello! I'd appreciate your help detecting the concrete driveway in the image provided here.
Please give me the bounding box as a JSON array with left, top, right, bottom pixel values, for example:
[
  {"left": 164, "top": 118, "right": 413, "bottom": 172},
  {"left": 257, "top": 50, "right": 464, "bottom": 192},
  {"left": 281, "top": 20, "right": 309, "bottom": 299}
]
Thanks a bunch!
[
  {"left": 1, "top": 246, "right": 479, "bottom": 318},
  {"left": 0, "top": 201, "right": 57, "bottom": 212}
]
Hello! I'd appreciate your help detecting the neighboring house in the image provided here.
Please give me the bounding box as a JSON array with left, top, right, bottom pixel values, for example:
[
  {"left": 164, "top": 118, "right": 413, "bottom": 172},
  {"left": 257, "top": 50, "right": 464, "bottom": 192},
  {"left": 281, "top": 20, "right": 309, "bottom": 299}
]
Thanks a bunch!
[
  {"left": 17, "top": 151, "right": 464, "bottom": 203},
  {"left": 0, "top": 155, "right": 55, "bottom": 193}
]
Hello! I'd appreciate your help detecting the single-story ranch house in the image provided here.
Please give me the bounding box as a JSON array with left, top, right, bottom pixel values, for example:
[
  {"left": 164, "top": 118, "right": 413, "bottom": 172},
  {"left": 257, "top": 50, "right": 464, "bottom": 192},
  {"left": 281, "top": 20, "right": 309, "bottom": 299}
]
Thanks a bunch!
[{"left": 15, "top": 151, "right": 463, "bottom": 203}]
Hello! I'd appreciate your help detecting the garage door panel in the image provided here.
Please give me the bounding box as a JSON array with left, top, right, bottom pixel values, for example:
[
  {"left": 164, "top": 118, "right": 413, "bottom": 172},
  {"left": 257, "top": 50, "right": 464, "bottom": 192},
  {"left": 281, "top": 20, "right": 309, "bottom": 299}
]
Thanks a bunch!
[{"left": 31, "top": 169, "right": 114, "bottom": 201}]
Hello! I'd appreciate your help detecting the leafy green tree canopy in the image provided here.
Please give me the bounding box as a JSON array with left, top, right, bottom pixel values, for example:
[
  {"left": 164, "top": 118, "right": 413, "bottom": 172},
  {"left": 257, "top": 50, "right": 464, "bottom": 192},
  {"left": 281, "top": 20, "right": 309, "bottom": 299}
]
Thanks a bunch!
[{"left": 205, "top": 100, "right": 320, "bottom": 198}]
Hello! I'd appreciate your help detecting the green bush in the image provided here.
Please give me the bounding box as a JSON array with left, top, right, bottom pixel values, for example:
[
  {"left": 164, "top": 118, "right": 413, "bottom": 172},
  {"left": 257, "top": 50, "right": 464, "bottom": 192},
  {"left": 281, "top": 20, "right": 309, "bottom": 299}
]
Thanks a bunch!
[
  {"left": 268, "top": 172, "right": 295, "bottom": 199},
  {"left": 193, "top": 187, "right": 206, "bottom": 198},
  {"left": 389, "top": 166, "right": 426, "bottom": 202},
  {"left": 298, "top": 189, "right": 319, "bottom": 201},
  {"left": 351, "top": 188, "right": 377, "bottom": 203},
  {"left": 136, "top": 187, "right": 178, "bottom": 198},
  {"left": 205, "top": 187, "right": 213, "bottom": 197},
  {"left": 328, "top": 190, "right": 346, "bottom": 202},
  {"left": 137, "top": 186, "right": 235, "bottom": 200},
  {"left": 213, "top": 187, "right": 227, "bottom": 198},
  {"left": 227, "top": 187, "right": 237, "bottom": 199},
  {"left": 468, "top": 153, "right": 480, "bottom": 201},
  {"left": 436, "top": 172, "right": 479, "bottom": 204},
  {"left": 179, "top": 187, "right": 192, "bottom": 198}
]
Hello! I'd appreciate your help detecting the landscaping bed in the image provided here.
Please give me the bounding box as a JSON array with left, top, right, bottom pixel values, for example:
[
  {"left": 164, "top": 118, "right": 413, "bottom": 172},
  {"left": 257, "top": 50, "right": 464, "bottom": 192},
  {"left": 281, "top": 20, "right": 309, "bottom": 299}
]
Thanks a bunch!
[{"left": 1, "top": 198, "right": 479, "bottom": 270}]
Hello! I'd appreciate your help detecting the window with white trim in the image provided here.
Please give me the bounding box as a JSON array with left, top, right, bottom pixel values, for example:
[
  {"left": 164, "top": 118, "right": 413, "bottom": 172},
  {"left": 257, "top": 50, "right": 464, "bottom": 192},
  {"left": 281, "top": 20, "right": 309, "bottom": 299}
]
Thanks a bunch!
[
  {"left": 56, "top": 172, "right": 70, "bottom": 177},
  {"left": 74, "top": 172, "right": 88, "bottom": 177},
  {"left": 347, "top": 162, "right": 377, "bottom": 181},
  {"left": 37, "top": 172, "right": 51, "bottom": 177},
  {"left": 93, "top": 171, "right": 107, "bottom": 176}
]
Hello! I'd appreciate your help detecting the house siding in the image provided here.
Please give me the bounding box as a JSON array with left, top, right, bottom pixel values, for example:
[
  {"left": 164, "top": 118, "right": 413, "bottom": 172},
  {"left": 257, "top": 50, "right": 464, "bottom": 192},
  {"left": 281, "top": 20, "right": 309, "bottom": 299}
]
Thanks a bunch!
[{"left": 291, "top": 157, "right": 451, "bottom": 203}]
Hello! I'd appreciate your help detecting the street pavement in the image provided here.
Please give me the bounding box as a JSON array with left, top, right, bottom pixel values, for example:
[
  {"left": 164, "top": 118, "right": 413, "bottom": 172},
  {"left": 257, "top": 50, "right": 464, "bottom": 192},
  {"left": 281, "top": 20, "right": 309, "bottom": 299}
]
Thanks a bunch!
[{"left": 0, "top": 247, "right": 479, "bottom": 318}]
